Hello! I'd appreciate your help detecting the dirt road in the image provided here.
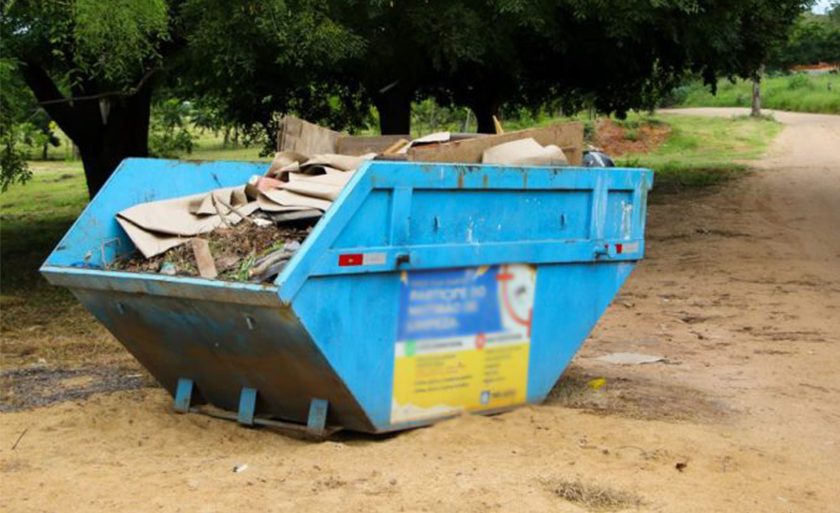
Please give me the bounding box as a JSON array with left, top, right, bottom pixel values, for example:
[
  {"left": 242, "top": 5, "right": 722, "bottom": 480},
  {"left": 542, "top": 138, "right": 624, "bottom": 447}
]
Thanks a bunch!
[{"left": 1, "top": 108, "right": 838, "bottom": 512}]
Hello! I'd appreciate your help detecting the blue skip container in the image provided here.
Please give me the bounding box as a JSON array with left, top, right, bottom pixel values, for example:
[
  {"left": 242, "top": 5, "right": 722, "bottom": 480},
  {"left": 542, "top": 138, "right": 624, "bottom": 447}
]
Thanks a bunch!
[{"left": 42, "top": 158, "right": 653, "bottom": 435}]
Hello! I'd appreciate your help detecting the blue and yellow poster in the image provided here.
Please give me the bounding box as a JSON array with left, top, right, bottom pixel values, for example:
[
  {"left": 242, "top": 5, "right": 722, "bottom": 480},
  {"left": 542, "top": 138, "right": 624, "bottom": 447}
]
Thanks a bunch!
[{"left": 391, "top": 264, "right": 537, "bottom": 423}]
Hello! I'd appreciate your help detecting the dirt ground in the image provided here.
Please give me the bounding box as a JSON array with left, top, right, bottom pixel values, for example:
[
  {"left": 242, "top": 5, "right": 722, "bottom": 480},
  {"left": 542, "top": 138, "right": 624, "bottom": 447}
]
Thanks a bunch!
[{"left": 1, "top": 108, "right": 839, "bottom": 512}]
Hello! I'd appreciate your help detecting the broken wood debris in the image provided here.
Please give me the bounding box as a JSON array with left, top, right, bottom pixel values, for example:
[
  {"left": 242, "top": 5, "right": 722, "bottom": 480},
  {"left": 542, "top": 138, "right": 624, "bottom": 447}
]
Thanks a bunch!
[{"left": 191, "top": 238, "right": 218, "bottom": 279}]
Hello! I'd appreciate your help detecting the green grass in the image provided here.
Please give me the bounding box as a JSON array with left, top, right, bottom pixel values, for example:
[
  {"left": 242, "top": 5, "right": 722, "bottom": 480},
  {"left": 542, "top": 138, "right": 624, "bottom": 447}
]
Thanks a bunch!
[
  {"left": 615, "top": 112, "right": 782, "bottom": 196},
  {"left": 1, "top": 161, "right": 87, "bottom": 288},
  {"left": 0, "top": 160, "right": 91, "bottom": 347},
  {"left": 676, "top": 74, "right": 840, "bottom": 115},
  {"left": 187, "top": 129, "right": 269, "bottom": 161}
]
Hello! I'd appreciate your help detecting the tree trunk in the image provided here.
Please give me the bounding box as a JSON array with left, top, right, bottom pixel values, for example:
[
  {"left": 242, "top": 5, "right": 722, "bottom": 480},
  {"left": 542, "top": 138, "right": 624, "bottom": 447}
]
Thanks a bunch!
[
  {"left": 473, "top": 110, "right": 495, "bottom": 134},
  {"left": 76, "top": 87, "right": 152, "bottom": 197},
  {"left": 751, "top": 66, "right": 764, "bottom": 118},
  {"left": 374, "top": 83, "right": 412, "bottom": 135},
  {"left": 20, "top": 61, "right": 153, "bottom": 198},
  {"left": 471, "top": 101, "right": 500, "bottom": 134}
]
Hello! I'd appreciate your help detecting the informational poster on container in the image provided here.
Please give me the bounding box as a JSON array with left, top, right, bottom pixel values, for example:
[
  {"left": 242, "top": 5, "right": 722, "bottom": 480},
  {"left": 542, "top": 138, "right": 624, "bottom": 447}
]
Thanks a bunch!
[{"left": 391, "top": 264, "right": 536, "bottom": 424}]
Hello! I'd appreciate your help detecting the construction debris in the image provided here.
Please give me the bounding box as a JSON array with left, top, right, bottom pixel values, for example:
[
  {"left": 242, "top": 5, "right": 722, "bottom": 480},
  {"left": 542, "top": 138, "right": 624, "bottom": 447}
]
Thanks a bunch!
[
  {"left": 113, "top": 117, "right": 584, "bottom": 284},
  {"left": 115, "top": 221, "right": 310, "bottom": 283},
  {"left": 406, "top": 122, "right": 583, "bottom": 164}
]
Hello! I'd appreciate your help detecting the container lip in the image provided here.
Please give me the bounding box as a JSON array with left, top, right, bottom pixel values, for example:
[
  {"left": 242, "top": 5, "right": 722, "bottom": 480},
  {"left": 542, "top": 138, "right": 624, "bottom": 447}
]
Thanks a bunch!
[{"left": 41, "top": 265, "right": 283, "bottom": 307}]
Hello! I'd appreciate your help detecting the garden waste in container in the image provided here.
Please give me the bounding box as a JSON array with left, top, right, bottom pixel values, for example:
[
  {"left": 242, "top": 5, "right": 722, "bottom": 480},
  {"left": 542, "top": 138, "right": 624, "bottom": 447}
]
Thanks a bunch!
[{"left": 41, "top": 158, "right": 653, "bottom": 435}]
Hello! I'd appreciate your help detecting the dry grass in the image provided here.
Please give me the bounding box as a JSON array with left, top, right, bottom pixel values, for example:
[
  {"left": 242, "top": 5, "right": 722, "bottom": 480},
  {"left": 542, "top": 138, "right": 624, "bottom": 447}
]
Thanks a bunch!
[{"left": 544, "top": 478, "right": 643, "bottom": 512}]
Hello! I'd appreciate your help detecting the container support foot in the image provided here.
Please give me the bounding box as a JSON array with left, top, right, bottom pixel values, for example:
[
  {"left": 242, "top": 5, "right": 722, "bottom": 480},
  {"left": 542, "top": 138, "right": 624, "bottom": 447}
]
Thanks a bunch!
[
  {"left": 306, "top": 398, "right": 329, "bottom": 436},
  {"left": 174, "top": 378, "right": 193, "bottom": 413},
  {"left": 238, "top": 387, "right": 258, "bottom": 426}
]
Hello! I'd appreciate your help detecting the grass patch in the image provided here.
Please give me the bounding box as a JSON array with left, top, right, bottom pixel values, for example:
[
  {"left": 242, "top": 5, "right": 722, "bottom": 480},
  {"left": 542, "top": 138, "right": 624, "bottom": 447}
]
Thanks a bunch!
[
  {"left": 0, "top": 161, "right": 97, "bottom": 356},
  {"left": 187, "top": 129, "right": 268, "bottom": 161},
  {"left": 544, "top": 478, "right": 643, "bottom": 512},
  {"left": 1, "top": 161, "right": 87, "bottom": 291},
  {"left": 616, "top": 113, "right": 782, "bottom": 196},
  {"left": 676, "top": 74, "right": 840, "bottom": 115}
]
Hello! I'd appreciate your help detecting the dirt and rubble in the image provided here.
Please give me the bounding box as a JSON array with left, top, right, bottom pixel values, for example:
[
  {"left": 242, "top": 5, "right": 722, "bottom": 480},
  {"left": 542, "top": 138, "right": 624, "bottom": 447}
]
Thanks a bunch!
[
  {"left": 1, "top": 109, "right": 839, "bottom": 512},
  {"left": 593, "top": 118, "right": 672, "bottom": 157},
  {"left": 112, "top": 221, "right": 311, "bottom": 281}
]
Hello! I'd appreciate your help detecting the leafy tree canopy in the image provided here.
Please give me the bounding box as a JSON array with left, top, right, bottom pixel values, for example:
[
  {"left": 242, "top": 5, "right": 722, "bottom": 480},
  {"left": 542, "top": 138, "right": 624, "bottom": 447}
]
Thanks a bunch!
[
  {"left": 769, "top": 11, "right": 840, "bottom": 69},
  {"left": 2, "top": 0, "right": 811, "bottom": 197}
]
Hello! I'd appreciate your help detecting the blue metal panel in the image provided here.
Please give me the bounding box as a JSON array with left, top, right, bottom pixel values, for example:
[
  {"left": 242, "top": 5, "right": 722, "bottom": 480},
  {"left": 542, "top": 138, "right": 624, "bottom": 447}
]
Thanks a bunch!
[
  {"left": 332, "top": 190, "right": 392, "bottom": 249},
  {"left": 276, "top": 161, "right": 652, "bottom": 302},
  {"left": 292, "top": 272, "right": 401, "bottom": 430},
  {"left": 603, "top": 190, "right": 636, "bottom": 240},
  {"left": 408, "top": 190, "right": 592, "bottom": 244},
  {"left": 307, "top": 398, "right": 329, "bottom": 435},
  {"left": 67, "top": 282, "right": 375, "bottom": 431},
  {"left": 238, "top": 387, "right": 258, "bottom": 425},
  {"left": 174, "top": 378, "right": 194, "bottom": 413},
  {"left": 309, "top": 239, "right": 645, "bottom": 277},
  {"left": 527, "top": 262, "right": 635, "bottom": 402}
]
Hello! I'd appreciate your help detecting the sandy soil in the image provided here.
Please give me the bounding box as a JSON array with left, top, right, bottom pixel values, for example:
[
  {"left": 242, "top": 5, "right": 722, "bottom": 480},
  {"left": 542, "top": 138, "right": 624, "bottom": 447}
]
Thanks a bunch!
[{"left": 1, "top": 108, "right": 838, "bottom": 512}]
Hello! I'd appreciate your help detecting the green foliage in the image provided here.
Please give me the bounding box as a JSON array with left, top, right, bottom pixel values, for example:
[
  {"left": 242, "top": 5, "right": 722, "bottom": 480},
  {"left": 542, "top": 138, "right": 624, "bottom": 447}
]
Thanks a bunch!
[
  {"left": 72, "top": 0, "right": 169, "bottom": 82},
  {"left": 410, "top": 99, "right": 471, "bottom": 136},
  {"left": 180, "top": 0, "right": 369, "bottom": 138},
  {"left": 148, "top": 99, "right": 195, "bottom": 158},
  {"left": 1, "top": 125, "right": 32, "bottom": 192},
  {"left": 831, "top": 1, "right": 840, "bottom": 25},
  {"left": 678, "top": 74, "right": 840, "bottom": 114},
  {"left": 769, "top": 13, "right": 840, "bottom": 70},
  {"left": 1, "top": 58, "right": 33, "bottom": 190},
  {"left": 2, "top": 0, "right": 814, "bottom": 195}
]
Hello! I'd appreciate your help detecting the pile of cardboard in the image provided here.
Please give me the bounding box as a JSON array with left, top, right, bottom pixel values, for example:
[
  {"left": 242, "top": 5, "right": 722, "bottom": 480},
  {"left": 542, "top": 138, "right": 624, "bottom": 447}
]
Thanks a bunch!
[
  {"left": 278, "top": 115, "right": 583, "bottom": 165},
  {"left": 114, "top": 116, "right": 583, "bottom": 283}
]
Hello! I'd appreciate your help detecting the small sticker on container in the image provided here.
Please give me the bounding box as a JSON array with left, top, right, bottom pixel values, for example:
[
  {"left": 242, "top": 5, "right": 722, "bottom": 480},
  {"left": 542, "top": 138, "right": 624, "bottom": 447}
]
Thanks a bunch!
[
  {"left": 338, "top": 252, "right": 387, "bottom": 267},
  {"left": 618, "top": 242, "right": 640, "bottom": 254},
  {"left": 363, "top": 252, "right": 387, "bottom": 265}
]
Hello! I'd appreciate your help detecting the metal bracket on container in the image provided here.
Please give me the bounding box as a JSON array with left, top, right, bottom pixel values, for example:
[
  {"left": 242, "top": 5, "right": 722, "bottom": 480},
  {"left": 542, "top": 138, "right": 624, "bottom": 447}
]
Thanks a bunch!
[
  {"left": 306, "top": 398, "right": 329, "bottom": 436},
  {"left": 173, "top": 378, "right": 194, "bottom": 413},
  {"left": 237, "top": 387, "right": 258, "bottom": 426},
  {"left": 594, "top": 242, "right": 619, "bottom": 260}
]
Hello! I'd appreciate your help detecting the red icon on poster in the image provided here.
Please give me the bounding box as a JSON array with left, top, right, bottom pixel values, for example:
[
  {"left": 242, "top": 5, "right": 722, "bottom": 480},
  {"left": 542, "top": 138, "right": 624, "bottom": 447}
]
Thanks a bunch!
[{"left": 475, "top": 333, "right": 486, "bottom": 350}]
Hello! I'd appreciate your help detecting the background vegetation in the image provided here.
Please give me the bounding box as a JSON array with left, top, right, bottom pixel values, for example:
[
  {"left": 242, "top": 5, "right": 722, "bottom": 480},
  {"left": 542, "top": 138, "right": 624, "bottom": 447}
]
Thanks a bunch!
[
  {"left": 2, "top": 0, "right": 813, "bottom": 196},
  {"left": 672, "top": 73, "right": 839, "bottom": 114}
]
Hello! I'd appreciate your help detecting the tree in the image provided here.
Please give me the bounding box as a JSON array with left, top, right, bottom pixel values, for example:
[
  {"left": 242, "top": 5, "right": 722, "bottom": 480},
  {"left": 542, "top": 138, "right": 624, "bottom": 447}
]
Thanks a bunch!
[
  {"left": 2, "top": 0, "right": 363, "bottom": 197},
  {"left": 769, "top": 12, "right": 840, "bottom": 70},
  {"left": 4, "top": 0, "right": 810, "bottom": 196},
  {"left": 2, "top": 0, "right": 172, "bottom": 197},
  {"left": 342, "top": 1, "right": 810, "bottom": 133},
  {"left": 177, "top": 0, "right": 368, "bottom": 146},
  {"left": 1, "top": 57, "right": 34, "bottom": 191},
  {"left": 511, "top": 0, "right": 808, "bottom": 119}
]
